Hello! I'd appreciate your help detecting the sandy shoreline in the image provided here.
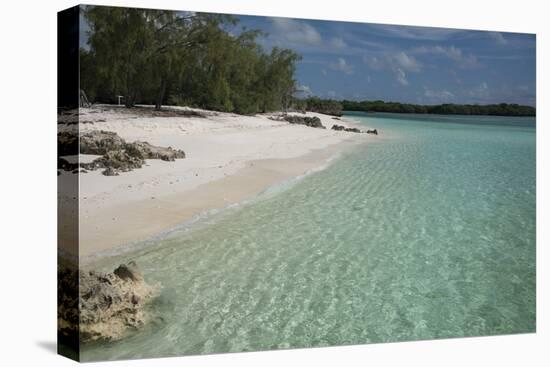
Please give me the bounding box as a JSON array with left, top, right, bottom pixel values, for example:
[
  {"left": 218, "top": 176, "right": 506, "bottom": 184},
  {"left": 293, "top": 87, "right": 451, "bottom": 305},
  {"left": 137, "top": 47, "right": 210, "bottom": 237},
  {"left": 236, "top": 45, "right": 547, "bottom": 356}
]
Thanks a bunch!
[{"left": 58, "top": 106, "right": 370, "bottom": 260}]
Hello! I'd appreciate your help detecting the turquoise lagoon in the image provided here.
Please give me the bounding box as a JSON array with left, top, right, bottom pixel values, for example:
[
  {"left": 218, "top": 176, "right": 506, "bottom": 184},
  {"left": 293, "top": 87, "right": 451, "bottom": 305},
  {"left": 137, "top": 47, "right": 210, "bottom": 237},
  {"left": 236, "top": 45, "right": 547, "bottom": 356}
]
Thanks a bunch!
[{"left": 82, "top": 112, "right": 536, "bottom": 361}]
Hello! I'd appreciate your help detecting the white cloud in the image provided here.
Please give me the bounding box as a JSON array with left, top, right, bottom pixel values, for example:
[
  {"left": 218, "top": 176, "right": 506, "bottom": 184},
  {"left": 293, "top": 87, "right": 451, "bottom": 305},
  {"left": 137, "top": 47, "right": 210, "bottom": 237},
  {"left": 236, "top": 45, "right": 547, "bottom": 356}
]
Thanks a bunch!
[
  {"left": 468, "top": 82, "right": 490, "bottom": 99},
  {"left": 424, "top": 88, "right": 455, "bottom": 101},
  {"left": 395, "top": 68, "right": 408, "bottom": 86},
  {"left": 393, "top": 51, "right": 422, "bottom": 72},
  {"left": 271, "top": 18, "right": 322, "bottom": 46},
  {"left": 362, "top": 55, "right": 384, "bottom": 70},
  {"left": 329, "top": 37, "right": 347, "bottom": 49},
  {"left": 488, "top": 32, "right": 508, "bottom": 45},
  {"left": 412, "top": 46, "right": 480, "bottom": 69},
  {"left": 462, "top": 82, "right": 534, "bottom": 105},
  {"left": 369, "top": 24, "right": 464, "bottom": 41},
  {"left": 329, "top": 58, "right": 354, "bottom": 74},
  {"left": 327, "top": 90, "right": 337, "bottom": 97},
  {"left": 363, "top": 51, "right": 421, "bottom": 86}
]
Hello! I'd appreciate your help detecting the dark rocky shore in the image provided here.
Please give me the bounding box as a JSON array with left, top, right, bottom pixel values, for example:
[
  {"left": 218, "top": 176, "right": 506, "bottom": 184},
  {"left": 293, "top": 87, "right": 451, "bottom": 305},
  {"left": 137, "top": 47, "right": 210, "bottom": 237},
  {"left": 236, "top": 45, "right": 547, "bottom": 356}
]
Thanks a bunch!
[
  {"left": 283, "top": 114, "right": 326, "bottom": 129},
  {"left": 58, "top": 130, "right": 186, "bottom": 176},
  {"left": 270, "top": 113, "right": 379, "bottom": 134},
  {"left": 331, "top": 124, "right": 378, "bottom": 135}
]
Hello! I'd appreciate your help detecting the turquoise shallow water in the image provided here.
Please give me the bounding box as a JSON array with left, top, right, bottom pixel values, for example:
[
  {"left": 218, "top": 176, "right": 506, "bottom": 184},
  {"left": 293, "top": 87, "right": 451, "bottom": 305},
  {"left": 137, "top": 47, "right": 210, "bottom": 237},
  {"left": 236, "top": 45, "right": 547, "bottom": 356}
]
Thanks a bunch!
[{"left": 81, "top": 112, "right": 536, "bottom": 361}]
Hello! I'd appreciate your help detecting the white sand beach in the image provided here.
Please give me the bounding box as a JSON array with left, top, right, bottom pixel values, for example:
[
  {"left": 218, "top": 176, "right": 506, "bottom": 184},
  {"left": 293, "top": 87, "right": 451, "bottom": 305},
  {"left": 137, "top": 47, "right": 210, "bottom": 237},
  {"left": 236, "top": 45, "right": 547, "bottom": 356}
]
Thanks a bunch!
[{"left": 58, "top": 106, "right": 370, "bottom": 259}]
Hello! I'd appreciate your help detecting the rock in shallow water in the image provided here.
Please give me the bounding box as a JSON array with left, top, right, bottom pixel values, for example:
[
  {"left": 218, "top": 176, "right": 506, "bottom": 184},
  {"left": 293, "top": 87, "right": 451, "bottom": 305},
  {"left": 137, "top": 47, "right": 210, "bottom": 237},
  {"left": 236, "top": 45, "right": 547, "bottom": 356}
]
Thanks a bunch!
[
  {"left": 113, "top": 262, "right": 144, "bottom": 282},
  {"left": 58, "top": 261, "right": 160, "bottom": 343}
]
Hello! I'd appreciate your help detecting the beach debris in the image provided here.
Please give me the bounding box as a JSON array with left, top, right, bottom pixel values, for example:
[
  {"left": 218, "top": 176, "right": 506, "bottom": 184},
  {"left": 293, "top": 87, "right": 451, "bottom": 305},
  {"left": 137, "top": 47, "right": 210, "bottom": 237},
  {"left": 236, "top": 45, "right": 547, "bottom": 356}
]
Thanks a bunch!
[{"left": 58, "top": 261, "right": 160, "bottom": 343}]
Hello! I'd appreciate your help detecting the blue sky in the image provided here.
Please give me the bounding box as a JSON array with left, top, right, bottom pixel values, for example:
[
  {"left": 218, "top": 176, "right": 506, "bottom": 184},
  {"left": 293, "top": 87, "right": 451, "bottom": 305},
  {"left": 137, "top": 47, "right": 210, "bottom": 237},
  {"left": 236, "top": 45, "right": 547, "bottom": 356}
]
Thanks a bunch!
[
  {"left": 234, "top": 15, "right": 536, "bottom": 106},
  {"left": 80, "top": 8, "right": 536, "bottom": 106}
]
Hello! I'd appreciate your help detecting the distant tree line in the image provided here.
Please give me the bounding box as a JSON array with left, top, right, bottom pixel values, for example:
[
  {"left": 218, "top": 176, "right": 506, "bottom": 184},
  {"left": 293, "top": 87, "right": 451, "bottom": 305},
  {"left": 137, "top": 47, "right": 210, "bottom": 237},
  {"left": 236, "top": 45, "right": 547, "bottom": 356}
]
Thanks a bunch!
[
  {"left": 340, "top": 100, "right": 536, "bottom": 116},
  {"left": 290, "top": 98, "right": 535, "bottom": 117},
  {"left": 80, "top": 6, "right": 300, "bottom": 114}
]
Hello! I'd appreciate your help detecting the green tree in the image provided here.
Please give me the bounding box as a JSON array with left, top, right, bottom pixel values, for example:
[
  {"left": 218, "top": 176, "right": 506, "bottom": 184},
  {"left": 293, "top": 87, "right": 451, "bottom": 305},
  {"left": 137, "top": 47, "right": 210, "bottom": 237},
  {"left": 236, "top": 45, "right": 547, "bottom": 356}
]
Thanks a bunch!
[{"left": 81, "top": 6, "right": 301, "bottom": 114}]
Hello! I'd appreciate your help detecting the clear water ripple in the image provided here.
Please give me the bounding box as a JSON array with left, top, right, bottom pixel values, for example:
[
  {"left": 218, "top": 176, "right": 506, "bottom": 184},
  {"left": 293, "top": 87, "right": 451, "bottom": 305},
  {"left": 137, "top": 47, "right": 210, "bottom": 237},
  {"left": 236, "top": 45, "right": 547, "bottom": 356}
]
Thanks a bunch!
[{"left": 82, "top": 112, "right": 536, "bottom": 361}]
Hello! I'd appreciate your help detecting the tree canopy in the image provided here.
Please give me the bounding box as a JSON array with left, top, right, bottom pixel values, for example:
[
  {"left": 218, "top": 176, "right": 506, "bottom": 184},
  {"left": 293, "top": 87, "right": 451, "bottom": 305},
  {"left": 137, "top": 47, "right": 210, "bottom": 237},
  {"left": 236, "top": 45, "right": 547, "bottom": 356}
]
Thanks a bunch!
[{"left": 80, "top": 6, "right": 300, "bottom": 113}]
